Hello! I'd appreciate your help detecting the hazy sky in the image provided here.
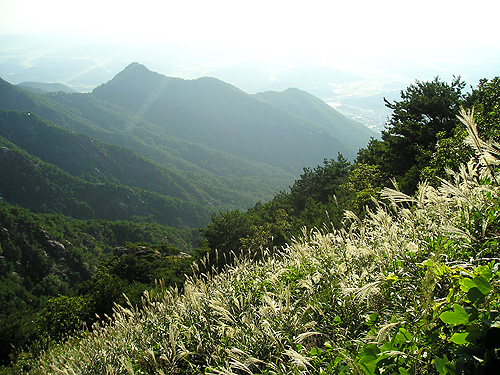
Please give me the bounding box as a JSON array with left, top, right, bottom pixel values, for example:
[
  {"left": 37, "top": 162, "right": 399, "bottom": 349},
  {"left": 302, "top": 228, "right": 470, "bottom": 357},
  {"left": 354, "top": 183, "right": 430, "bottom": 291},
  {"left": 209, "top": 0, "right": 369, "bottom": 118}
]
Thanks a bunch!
[
  {"left": 2, "top": 0, "right": 500, "bottom": 67},
  {"left": 2, "top": 0, "right": 499, "bottom": 130}
]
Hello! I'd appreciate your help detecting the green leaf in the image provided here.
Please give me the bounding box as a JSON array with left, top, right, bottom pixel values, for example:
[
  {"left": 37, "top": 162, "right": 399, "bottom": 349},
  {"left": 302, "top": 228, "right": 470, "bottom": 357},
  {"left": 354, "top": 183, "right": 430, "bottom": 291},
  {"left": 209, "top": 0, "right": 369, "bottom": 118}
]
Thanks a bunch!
[
  {"left": 398, "top": 368, "right": 410, "bottom": 375},
  {"left": 473, "top": 275, "right": 492, "bottom": 295},
  {"left": 475, "top": 265, "right": 492, "bottom": 281},
  {"left": 439, "top": 304, "right": 469, "bottom": 325},
  {"left": 357, "top": 343, "right": 380, "bottom": 374},
  {"left": 386, "top": 274, "right": 398, "bottom": 284},
  {"left": 450, "top": 332, "right": 469, "bottom": 345},
  {"left": 366, "top": 312, "right": 378, "bottom": 326},
  {"left": 465, "top": 325, "right": 482, "bottom": 343},
  {"left": 434, "top": 356, "right": 456, "bottom": 375},
  {"left": 460, "top": 277, "right": 476, "bottom": 292},
  {"left": 467, "top": 287, "right": 485, "bottom": 303},
  {"left": 309, "top": 347, "right": 321, "bottom": 356},
  {"left": 358, "top": 343, "right": 380, "bottom": 359},
  {"left": 434, "top": 357, "right": 447, "bottom": 374}
]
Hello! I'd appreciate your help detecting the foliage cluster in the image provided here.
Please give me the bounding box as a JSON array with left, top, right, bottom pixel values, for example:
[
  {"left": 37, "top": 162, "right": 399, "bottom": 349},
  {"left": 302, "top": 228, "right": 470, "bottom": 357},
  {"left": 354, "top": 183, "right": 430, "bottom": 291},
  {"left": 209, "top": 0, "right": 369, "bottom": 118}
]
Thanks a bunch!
[{"left": 16, "top": 110, "right": 500, "bottom": 374}]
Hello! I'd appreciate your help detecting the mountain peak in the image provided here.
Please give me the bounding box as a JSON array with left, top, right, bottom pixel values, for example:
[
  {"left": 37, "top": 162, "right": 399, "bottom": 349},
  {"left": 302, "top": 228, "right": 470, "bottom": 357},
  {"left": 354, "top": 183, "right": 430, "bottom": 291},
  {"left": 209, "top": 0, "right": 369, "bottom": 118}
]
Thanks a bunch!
[
  {"left": 111, "top": 62, "right": 164, "bottom": 82},
  {"left": 123, "top": 62, "right": 149, "bottom": 72},
  {"left": 92, "top": 62, "right": 174, "bottom": 109}
]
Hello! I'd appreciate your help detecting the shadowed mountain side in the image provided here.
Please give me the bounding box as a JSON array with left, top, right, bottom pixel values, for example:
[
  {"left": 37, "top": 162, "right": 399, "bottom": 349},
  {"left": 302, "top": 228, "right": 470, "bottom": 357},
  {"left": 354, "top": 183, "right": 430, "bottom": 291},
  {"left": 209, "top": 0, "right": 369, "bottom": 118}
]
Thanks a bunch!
[
  {"left": 253, "top": 87, "right": 376, "bottom": 150},
  {"left": 0, "top": 78, "right": 294, "bottom": 209},
  {"left": 0, "top": 110, "right": 213, "bottom": 205},
  {"left": 92, "top": 63, "right": 361, "bottom": 172},
  {"left": 0, "top": 136, "right": 210, "bottom": 227}
]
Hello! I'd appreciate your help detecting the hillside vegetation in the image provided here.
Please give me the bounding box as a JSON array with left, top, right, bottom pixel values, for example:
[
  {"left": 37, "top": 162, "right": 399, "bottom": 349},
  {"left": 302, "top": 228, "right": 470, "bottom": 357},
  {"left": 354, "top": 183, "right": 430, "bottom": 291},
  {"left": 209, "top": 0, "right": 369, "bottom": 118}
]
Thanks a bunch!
[
  {"left": 4, "top": 76, "right": 500, "bottom": 374},
  {"left": 253, "top": 88, "right": 373, "bottom": 151},
  {"left": 0, "top": 76, "right": 293, "bottom": 211},
  {"left": 0, "top": 64, "right": 375, "bottom": 367},
  {"left": 0, "top": 202, "right": 199, "bottom": 365},
  {"left": 2, "top": 72, "right": 500, "bottom": 374},
  {"left": 92, "top": 63, "right": 370, "bottom": 171},
  {"left": 19, "top": 109, "right": 500, "bottom": 374},
  {"left": 0, "top": 63, "right": 374, "bottom": 211}
]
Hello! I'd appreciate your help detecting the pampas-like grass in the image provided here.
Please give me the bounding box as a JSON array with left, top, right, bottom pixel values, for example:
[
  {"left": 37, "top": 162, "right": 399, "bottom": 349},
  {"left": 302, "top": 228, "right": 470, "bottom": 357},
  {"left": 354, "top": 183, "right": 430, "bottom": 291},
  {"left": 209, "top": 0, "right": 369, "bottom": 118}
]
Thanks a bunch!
[{"left": 29, "top": 110, "right": 500, "bottom": 374}]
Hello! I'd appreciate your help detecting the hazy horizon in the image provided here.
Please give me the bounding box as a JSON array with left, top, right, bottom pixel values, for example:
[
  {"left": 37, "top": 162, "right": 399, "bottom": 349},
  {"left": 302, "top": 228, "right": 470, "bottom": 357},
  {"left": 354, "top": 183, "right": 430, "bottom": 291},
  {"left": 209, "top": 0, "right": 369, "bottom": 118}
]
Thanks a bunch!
[{"left": 1, "top": 0, "right": 499, "bottom": 130}]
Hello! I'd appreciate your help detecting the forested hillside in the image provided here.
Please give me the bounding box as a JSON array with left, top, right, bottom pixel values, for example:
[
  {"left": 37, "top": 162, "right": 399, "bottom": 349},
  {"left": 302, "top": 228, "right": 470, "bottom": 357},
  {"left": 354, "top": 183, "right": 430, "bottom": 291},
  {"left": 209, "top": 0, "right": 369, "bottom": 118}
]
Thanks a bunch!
[
  {"left": 92, "top": 63, "right": 371, "bottom": 171},
  {"left": 16, "top": 82, "right": 76, "bottom": 94},
  {"left": 0, "top": 76, "right": 295, "bottom": 210},
  {"left": 5, "top": 76, "right": 500, "bottom": 374},
  {"left": 200, "top": 77, "right": 500, "bottom": 262},
  {"left": 253, "top": 87, "right": 374, "bottom": 151},
  {"left": 0, "top": 202, "right": 199, "bottom": 365},
  {"left": 0, "top": 109, "right": 222, "bottom": 210},
  {"left": 2, "top": 72, "right": 500, "bottom": 374},
  {"left": 0, "top": 63, "right": 375, "bottom": 210}
]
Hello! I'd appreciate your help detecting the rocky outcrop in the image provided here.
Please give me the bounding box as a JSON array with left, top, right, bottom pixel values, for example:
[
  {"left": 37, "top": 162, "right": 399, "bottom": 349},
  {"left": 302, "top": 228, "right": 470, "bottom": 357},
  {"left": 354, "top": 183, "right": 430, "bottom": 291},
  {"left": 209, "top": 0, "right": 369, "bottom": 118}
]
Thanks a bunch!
[{"left": 46, "top": 240, "right": 66, "bottom": 258}]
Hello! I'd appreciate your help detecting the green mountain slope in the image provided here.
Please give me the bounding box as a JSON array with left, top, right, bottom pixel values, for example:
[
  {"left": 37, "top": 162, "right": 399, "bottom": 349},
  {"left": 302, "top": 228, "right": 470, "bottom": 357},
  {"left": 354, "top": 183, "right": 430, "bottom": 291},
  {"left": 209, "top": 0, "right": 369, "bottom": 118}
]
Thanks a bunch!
[
  {"left": 0, "top": 64, "right": 376, "bottom": 226},
  {"left": 92, "top": 63, "right": 366, "bottom": 172},
  {"left": 253, "top": 87, "right": 376, "bottom": 150},
  {"left": 0, "top": 78, "right": 294, "bottom": 209},
  {"left": 0, "top": 109, "right": 218, "bottom": 206},
  {"left": 0, "top": 200, "right": 199, "bottom": 363},
  {"left": 0, "top": 134, "right": 210, "bottom": 227}
]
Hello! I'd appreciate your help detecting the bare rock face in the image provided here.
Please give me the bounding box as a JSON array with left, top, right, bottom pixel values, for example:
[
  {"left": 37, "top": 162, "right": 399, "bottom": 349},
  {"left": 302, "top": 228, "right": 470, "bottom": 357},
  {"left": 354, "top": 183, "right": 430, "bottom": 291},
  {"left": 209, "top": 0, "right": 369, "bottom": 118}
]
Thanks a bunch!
[
  {"left": 114, "top": 246, "right": 133, "bottom": 256},
  {"left": 46, "top": 240, "right": 66, "bottom": 258}
]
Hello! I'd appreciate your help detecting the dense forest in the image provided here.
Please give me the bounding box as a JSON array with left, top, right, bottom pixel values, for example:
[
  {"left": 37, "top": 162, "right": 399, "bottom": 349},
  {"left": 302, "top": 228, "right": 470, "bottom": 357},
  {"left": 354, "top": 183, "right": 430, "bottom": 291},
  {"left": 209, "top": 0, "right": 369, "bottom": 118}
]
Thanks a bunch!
[{"left": 1, "top": 74, "right": 500, "bottom": 374}]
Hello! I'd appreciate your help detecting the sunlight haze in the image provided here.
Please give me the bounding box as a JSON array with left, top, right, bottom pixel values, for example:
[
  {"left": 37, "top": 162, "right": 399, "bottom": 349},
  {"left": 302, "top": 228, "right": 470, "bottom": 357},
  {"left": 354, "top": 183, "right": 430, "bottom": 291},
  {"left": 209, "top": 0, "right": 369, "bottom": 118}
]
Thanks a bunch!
[
  {"left": 1, "top": 0, "right": 499, "bottom": 130},
  {"left": 2, "top": 0, "right": 498, "bottom": 60}
]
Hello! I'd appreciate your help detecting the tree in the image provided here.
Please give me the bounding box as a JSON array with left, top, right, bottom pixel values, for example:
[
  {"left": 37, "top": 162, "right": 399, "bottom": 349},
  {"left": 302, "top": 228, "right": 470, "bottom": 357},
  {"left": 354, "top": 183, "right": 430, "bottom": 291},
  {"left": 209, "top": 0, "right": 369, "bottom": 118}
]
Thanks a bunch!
[
  {"left": 199, "top": 210, "right": 254, "bottom": 268},
  {"left": 358, "top": 76, "right": 467, "bottom": 193},
  {"left": 468, "top": 77, "right": 500, "bottom": 139},
  {"left": 34, "top": 295, "right": 93, "bottom": 342},
  {"left": 423, "top": 76, "right": 500, "bottom": 184},
  {"left": 289, "top": 154, "right": 350, "bottom": 210}
]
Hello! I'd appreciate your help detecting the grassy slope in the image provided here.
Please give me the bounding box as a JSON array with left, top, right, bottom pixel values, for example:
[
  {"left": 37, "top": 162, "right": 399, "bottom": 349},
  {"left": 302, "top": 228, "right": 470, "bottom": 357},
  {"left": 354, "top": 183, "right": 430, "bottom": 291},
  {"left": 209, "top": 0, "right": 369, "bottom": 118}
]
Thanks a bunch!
[{"left": 23, "top": 114, "right": 500, "bottom": 374}]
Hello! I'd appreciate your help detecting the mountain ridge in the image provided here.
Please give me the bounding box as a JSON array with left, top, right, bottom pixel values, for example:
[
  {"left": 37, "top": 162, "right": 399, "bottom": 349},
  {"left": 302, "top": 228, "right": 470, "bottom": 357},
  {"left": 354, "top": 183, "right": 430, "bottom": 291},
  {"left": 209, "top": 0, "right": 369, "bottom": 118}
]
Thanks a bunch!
[
  {"left": 253, "top": 87, "right": 376, "bottom": 150},
  {"left": 17, "top": 81, "right": 76, "bottom": 94},
  {"left": 0, "top": 63, "right": 375, "bottom": 220},
  {"left": 92, "top": 63, "right": 374, "bottom": 171},
  {"left": 0, "top": 77, "right": 294, "bottom": 209}
]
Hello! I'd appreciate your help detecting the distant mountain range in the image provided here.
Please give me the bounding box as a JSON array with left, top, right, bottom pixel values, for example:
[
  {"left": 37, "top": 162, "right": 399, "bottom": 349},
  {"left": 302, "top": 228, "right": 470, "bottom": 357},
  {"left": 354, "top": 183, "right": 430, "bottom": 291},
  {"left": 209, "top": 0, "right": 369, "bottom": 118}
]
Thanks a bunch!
[
  {"left": 17, "top": 81, "right": 76, "bottom": 94},
  {"left": 0, "top": 62, "right": 376, "bottom": 226}
]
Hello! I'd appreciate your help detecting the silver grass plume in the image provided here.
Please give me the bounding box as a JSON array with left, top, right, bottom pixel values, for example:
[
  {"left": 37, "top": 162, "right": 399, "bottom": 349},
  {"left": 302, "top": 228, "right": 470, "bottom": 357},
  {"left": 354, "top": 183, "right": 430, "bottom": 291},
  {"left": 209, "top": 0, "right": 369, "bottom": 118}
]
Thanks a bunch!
[{"left": 460, "top": 107, "right": 500, "bottom": 184}]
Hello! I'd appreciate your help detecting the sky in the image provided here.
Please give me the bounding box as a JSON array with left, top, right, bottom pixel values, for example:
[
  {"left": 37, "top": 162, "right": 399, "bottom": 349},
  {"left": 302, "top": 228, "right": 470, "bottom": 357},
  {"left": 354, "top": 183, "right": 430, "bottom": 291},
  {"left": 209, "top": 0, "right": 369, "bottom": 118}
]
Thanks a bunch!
[
  {"left": 1, "top": 0, "right": 500, "bottom": 130},
  {"left": 2, "top": 0, "right": 500, "bottom": 65}
]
